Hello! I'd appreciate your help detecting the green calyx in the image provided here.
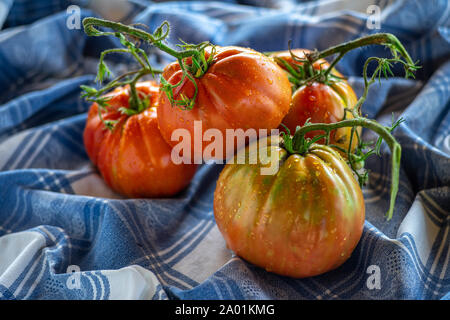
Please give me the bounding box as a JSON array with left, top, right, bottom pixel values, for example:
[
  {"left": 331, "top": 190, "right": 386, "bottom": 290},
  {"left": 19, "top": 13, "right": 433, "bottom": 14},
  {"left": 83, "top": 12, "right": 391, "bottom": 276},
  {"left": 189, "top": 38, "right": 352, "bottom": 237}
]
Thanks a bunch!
[
  {"left": 159, "top": 42, "right": 216, "bottom": 111},
  {"left": 280, "top": 121, "right": 330, "bottom": 156},
  {"left": 80, "top": 18, "right": 217, "bottom": 130},
  {"left": 272, "top": 45, "right": 344, "bottom": 91}
]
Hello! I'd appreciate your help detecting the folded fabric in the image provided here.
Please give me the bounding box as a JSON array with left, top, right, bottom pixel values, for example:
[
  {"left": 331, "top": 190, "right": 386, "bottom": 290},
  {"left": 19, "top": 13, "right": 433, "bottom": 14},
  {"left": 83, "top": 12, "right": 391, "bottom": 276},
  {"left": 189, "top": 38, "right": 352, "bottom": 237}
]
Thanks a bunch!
[{"left": 0, "top": 0, "right": 449, "bottom": 300}]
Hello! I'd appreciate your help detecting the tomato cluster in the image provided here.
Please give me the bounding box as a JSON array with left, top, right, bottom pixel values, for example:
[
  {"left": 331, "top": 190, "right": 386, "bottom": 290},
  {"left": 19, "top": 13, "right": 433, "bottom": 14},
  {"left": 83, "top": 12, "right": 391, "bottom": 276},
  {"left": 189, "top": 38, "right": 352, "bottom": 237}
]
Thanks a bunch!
[{"left": 82, "top": 18, "right": 413, "bottom": 278}]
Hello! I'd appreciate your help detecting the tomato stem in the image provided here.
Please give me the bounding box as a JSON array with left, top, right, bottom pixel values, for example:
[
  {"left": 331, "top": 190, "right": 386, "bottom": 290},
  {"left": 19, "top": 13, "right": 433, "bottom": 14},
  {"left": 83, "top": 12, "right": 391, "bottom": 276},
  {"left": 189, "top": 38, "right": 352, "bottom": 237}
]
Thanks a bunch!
[
  {"left": 315, "top": 33, "right": 414, "bottom": 67},
  {"left": 276, "top": 33, "right": 419, "bottom": 91}
]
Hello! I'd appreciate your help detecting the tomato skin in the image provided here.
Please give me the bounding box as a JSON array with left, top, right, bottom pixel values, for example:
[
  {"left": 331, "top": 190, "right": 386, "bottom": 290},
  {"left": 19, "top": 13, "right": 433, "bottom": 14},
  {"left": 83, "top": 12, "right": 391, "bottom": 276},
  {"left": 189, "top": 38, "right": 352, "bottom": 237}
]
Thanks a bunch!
[
  {"left": 273, "top": 49, "right": 359, "bottom": 151},
  {"left": 213, "top": 136, "right": 365, "bottom": 278},
  {"left": 83, "top": 81, "right": 197, "bottom": 198},
  {"left": 157, "top": 46, "right": 292, "bottom": 161}
]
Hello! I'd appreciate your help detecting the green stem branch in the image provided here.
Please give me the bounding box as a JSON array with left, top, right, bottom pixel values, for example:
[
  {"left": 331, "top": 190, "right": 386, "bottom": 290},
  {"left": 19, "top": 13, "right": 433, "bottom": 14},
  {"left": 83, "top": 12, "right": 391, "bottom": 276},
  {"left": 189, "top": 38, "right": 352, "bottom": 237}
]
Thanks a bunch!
[
  {"left": 314, "top": 33, "right": 414, "bottom": 67},
  {"left": 83, "top": 17, "right": 209, "bottom": 72}
]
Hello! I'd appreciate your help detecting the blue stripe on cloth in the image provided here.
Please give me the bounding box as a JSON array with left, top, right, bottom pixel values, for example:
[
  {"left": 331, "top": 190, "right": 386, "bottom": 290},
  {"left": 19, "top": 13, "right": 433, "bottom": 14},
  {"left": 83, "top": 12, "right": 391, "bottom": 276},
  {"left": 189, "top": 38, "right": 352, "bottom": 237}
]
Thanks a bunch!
[{"left": 0, "top": 284, "right": 15, "bottom": 299}]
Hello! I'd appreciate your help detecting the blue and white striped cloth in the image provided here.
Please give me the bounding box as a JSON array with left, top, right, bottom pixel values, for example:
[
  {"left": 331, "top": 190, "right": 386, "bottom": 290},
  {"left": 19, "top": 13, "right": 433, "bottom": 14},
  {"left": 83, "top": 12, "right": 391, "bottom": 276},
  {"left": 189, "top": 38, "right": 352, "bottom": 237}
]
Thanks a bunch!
[{"left": 0, "top": 0, "right": 449, "bottom": 300}]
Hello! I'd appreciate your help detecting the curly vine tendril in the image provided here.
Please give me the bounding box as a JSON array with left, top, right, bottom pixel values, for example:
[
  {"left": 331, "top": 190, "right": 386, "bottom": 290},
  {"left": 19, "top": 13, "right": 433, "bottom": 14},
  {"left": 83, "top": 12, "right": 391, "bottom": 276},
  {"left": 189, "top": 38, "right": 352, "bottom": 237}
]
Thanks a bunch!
[{"left": 81, "top": 17, "right": 216, "bottom": 115}]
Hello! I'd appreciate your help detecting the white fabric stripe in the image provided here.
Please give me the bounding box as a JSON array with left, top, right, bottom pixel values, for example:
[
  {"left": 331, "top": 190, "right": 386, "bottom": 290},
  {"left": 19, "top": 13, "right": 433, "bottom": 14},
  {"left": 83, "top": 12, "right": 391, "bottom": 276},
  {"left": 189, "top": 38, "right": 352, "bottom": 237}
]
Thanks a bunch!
[
  {"left": 110, "top": 202, "right": 193, "bottom": 289},
  {"left": 13, "top": 251, "right": 44, "bottom": 297},
  {"left": 85, "top": 274, "right": 97, "bottom": 300},
  {"left": 22, "top": 257, "right": 47, "bottom": 299},
  {"left": 158, "top": 218, "right": 209, "bottom": 256},
  {"left": 373, "top": 226, "right": 427, "bottom": 279},
  {"left": 165, "top": 219, "right": 214, "bottom": 264},
  {"left": 21, "top": 130, "right": 54, "bottom": 169},
  {"left": 439, "top": 231, "right": 450, "bottom": 279},
  {"left": 93, "top": 273, "right": 105, "bottom": 300},
  {"left": 0, "top": 131, "right": 27, "bottom": 169},
  {"left": 7, "top": 131, "right": 40, "bottom": 170},
  {"left": 0, "top": 187, "right": 21, "bottom": 233},
  {"left": 422, "top": 201, "right": 444, "bottom": 224}
]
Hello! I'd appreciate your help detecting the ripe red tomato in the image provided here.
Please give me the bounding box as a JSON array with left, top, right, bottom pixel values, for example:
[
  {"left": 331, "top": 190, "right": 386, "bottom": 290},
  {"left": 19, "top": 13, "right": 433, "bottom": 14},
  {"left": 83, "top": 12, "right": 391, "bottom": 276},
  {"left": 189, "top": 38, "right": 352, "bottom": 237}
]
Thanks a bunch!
[
  {"left": 213, "top": 135, "right": 365, "bottom": 278},
  {"left": 273, "top": 49, "right": 359, "bottom": 152},
  {"left": 157, "top": 46, "right": 292, "bottom": 161},
  {"left": 83, "top": 81, "right": 197, "bottom": 198}
]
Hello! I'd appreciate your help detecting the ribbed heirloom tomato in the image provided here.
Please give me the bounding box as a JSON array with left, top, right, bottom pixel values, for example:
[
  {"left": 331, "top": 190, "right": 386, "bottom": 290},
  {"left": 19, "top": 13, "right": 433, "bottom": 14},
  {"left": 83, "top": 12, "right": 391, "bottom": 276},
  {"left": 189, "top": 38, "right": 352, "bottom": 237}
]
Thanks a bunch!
[
  {"left": 83, "top": 81, "right": 197, "bottom": 198},
  {"left": 157, "top": 46, "right": 292, "bottom": 161},
  {"left": 213, "top": 135, "right": 365, "bottom": 278},
  {"left": 272, "top": 49, "right": 359, "bottom": 152},
  {"left": 80, "top": 18, "right": 412, "bottom": 278}
]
